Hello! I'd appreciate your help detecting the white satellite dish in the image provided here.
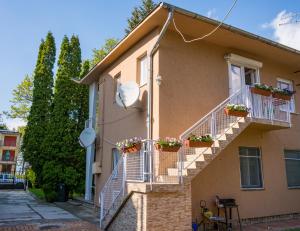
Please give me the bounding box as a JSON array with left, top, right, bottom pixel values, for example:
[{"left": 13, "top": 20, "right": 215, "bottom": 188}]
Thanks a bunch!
[
  {"left": 79, "top": 127, "right": 96, "bottom": 148},
  {"left": 116, "top": 81, "right": 140, "bottom": 109}
]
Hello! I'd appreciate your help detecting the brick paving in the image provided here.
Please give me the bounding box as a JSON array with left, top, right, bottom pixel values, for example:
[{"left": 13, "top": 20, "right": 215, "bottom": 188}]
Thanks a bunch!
[{"left": 0, "top": 221, "right": 101, "bottom": 231}]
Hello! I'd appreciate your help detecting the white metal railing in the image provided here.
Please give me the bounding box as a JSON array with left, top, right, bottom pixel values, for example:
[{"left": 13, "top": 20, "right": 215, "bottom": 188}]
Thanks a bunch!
[
  {"left": 179, "top": 85, "right": 291, "bottom": 171},
  {"left": 99, "top": 85, "right": 291, "bottom": 227}
]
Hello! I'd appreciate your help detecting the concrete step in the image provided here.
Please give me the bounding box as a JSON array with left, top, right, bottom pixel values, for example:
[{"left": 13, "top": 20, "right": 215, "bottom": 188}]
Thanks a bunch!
[
  {"left": 154, "top": 175, "right": 179, "bottom": 183},
  {"left": 185, "top": 153, "right": 206, "bottom": 162},
  {"left": 168, "top": 168, "right": 188, "bottom": 176}
]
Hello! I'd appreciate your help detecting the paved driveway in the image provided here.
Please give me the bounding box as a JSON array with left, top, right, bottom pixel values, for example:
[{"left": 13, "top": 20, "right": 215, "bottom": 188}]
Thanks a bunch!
[
  {"left": 0, "top": 190, "right": 101, "bottom": 230},
  {"left": 0, "top": 190, "right": 76, "bottom": 225}
]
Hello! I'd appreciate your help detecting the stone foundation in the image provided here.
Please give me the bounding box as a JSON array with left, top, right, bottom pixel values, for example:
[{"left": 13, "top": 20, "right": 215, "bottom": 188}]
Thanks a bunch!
[{"left": 106, "top": 183, "right": 192, "bottom": 231}]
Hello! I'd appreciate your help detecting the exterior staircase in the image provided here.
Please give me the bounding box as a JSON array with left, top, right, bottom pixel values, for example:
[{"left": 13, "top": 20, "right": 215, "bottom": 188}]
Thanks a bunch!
[
  {"left": 168, "top": 117, "right": 251, "bottom": 180},
  {"left": 99, "top": 86, "right": 291, "bottom": 229}
]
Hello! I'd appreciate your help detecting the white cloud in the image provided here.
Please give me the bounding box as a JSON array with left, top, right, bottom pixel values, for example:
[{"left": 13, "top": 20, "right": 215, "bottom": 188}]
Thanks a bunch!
[
  {"left": 262, "top": 11, "right": 300, "bottom": 51},
  {"left": 207, "top": 8, "right": 218, "bottom": 20}
]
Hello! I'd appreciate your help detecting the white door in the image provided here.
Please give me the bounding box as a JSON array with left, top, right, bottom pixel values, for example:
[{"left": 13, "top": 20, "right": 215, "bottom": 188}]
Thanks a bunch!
[
  {"left": 229, "top": 64, "right": 259, "bottom": 96},
  {"left": 229, "top": 64, "right": 243, "bottom": 96}
]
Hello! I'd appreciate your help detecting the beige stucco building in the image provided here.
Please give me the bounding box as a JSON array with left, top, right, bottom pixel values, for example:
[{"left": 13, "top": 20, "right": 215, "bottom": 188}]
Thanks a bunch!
[{"left": 79, "top": 3, "right": 300, "bottom": 230}]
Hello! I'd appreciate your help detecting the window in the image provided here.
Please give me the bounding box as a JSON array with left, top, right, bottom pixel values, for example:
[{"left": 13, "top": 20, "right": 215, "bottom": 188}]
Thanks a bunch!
[
  {"left": 239, "top": 147, "right": 263, "bottom": 189},
  {"left": 284, "top": 150, "right": 300, "bottom": 188},
  {"left": 2, "top": 150, "right": 15, "bottom": 161},
  {"left": 112, "top": 148, "right": 121, "bottom": 178},
  {"left": 4, "top": 136, "right": 17, "bottom": 147},
  {"left": 138, "top": 55, "right": 148, "bottom": 86},
  {"left": 277, "top": 78, "right": 295, "bottom": 112},
  {"left": 113, "top": 73, "right": 121, "bottom": 103},
  {"left": 225, "top": 54, "right": 262, "bottom": 96}
]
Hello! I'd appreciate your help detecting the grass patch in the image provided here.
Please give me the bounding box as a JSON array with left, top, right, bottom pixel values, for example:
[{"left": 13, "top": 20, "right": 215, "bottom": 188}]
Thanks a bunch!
[
  {"left": 29, "top": 188, "right": 45, "bottom": 200},
  {"left": 284, "top": 228, "right": 300, "bottom": 231}
]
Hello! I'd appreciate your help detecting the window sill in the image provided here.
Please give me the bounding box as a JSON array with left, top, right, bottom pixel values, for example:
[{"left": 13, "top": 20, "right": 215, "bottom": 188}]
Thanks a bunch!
[
  {"left": 241, "top": 187, "right": 264, "bottom": 191},
  {"left": 288, "top": 186, "right": 300, "bottom": 189},
  {"left": 291, "top": 112, "right": 300, "bottom": 115}
]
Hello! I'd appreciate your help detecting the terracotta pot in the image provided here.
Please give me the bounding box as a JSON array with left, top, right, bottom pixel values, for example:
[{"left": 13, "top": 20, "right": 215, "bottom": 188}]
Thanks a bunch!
[
  {"left": 250, "top": 87, "right": 272, "bottom": 97},
  {"left": 272, "top": 92, "right": 292, "bottom": 101},
  {"left": 185, "top": 140, "right": 213, "bottom": 148},
  {"left": 155, "top": 144, "right": 181, "bottom": 152},
  {"left": 224, "top": 108, "right": 248, "bottom": 117},
  {"left": 123, "top": 143, "right": 142, "bottom": 154}
]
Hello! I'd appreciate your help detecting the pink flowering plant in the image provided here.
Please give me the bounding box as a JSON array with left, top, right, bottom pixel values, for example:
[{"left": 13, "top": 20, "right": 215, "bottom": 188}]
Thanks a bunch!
[
  {"left": 116, "top": 137, "right": 143, "bottom": 152},
  {"left": 156, "top": 137, "right": 182, "bottom": 148}
]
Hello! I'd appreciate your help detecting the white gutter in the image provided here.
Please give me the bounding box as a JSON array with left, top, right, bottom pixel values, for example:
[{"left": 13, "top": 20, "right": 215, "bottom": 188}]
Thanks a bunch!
[{"left": 147, "top": 5, "right": 174, "bottom": 141}]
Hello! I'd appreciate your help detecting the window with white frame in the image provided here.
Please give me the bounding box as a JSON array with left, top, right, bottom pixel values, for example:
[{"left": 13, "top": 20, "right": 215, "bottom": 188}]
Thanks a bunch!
[
  {"left": 284, "top": 150, "right": 300, "bottom": 188},
  {"left": 112, "top": 148, "right": 121, "bottom": 178},
  {"left": 225, "top": 54, "right": 262, "bottom": 95},
  {"left": 239, "top": 147, "right": 263, "bottom": 189},
  {"left": 138, "top": 55, "right": 148, "bottom": 86},
  {"left": 277, "top": 78, "right": 295, "bottom": 112}
]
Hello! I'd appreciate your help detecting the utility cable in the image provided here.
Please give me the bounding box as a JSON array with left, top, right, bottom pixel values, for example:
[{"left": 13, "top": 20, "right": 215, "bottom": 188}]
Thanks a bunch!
[{"left": 173, "top": 0, "right": 238, "bottom": 43}]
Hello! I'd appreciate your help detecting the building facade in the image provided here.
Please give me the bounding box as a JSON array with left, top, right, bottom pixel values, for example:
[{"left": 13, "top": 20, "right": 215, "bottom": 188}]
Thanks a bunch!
[
  {"left": 0, "top": 130, "right": 19, "bottom": 175},
  {"left": 79, "top": 3, "right": 300, "bottom": 230}
]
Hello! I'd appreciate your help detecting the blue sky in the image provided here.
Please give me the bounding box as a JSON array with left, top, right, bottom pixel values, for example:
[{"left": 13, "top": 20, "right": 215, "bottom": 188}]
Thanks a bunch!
[{"left": 0, "top": 0, "right": 299, "bottom": 129}]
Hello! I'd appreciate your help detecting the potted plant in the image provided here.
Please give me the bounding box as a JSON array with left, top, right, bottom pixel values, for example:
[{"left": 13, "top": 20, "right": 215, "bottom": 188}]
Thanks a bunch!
[
  {"left": 224, "top": 104, "right": 249, "bottom": 117},
  {"left": 272, "top": 88, "right": 295, "bottom": 101},
  {"left": 116, "top": 137, "right": 142, "bottom": 154},
  {"left": 185, "top": 134, "right": 214, "bottom": 148},
  {"left": 250, "top": 83, "right": 272, "bottom": 96},
  {"left": 155, "top": 137, "right": 182, "bottom": 152}
]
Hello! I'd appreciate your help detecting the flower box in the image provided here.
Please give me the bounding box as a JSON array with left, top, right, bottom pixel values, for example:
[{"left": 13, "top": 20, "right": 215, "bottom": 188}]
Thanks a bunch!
[
  {"left": 250, "top": 87, "right": 272, "bottom": 97},
  {"left": 224, "top": 108, "right": 248, "bottom": 117},
  {"left": 185, "top": 140, "right": 213, "bottom": 148},
  {"left": 122, "top": 143, "right": 142, "bottom": 154},
  {"left": 272, "top": 92, "right": 292, "bottom": 101},
  {"left": 155, "top": 144, "right": 181, "bottom": 152}
]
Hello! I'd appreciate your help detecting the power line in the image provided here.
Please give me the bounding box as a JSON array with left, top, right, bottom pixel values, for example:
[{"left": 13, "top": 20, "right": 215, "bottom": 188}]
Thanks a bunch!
[{"left": 173, "top": 0, "right": 238, "bottom": 43}]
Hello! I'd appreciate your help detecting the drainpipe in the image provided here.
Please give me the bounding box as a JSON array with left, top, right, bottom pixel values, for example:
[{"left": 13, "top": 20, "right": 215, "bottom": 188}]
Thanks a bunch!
[{"left": 147, "top": 6, "right": 174, "bottom": 142}]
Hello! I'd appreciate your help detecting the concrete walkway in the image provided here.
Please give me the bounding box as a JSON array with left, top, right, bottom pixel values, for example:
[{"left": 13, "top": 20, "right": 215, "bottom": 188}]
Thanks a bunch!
[{"left": 0, "top": 190, "right": 101, "bottom": 230}]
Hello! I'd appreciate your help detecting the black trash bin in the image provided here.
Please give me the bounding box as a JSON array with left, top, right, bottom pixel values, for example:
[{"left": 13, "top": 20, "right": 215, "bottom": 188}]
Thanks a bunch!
[{"left": 57, "top": 183, "right": 68, "bottom": 202}]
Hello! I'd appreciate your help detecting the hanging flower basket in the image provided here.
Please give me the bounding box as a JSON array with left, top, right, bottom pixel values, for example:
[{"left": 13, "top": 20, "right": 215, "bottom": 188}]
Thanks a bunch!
[
  {"left": 272, "top": 92, "right": 292, "bottom": 101},
  {"left": 272, "top": 88, "right": 295, "bottom": 101},
  {"left": 122, "top": 143, "right": 142, "bottom": 154},
  {"left": 224, "top": 104, "right": 249, "bottom": 117},
  {"left": 155, "top": 138, "right": 182, "bottom": 152},
  {"left": 250, "top": 86, "right": 272, "bottom": 97},
  {"left": 116, "top": 137, "right": 142, "bottom": 154},
  {"left": 185, "top": 140, "right": 213, "bottom": 148},
  {"left": 185, "top": 134, "right": 214, "bottom": 148},
  {"left": 155, "top": 144, "right": 181, "bottom": 152}
]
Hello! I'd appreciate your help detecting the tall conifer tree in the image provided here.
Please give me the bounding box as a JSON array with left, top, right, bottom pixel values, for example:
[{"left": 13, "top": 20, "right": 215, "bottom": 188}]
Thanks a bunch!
[
  {"left": 125, "top": 0, "right": 156, "bottom": 34},
  {"left": 22, "top": 32, "right": 56, "bottom": 185},
  {"left": 42, "top": 36, "right": 88, "bottom": 198}
]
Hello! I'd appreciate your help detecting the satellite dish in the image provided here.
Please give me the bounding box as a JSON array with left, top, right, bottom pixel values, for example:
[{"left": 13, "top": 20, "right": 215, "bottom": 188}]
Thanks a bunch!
[
  {"left": 79, "top": 127, "right": 96, "bottom": 148},
  {"left": 116, "top": 81, "right": 140, "bottom": 109}
]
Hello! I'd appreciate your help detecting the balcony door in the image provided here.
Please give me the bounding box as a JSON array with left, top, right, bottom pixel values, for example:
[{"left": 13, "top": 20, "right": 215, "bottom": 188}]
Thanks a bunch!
[
  {"left": 225, "top": 54, "right": 262, "bottom": 96},
  {"left": 229, "top": 64, "right": 259, "bottom": 96}
]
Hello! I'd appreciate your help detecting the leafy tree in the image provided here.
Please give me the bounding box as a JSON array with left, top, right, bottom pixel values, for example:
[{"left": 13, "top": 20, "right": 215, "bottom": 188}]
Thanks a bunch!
[
  {"left": 90, "top": 38, "right": 118, "bottom": 66},
  {"left": 125, "top": 0, "right": 156, "bottom": 34},
  {"left": 21, "top": 32, "right": 56, "bottom": 186},
  {"left": 4, "top": 75, "right": 33, "bottom": 121}
]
